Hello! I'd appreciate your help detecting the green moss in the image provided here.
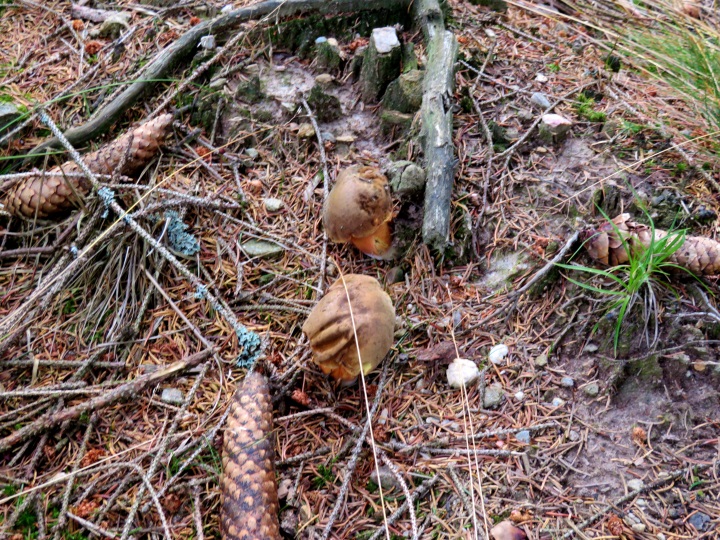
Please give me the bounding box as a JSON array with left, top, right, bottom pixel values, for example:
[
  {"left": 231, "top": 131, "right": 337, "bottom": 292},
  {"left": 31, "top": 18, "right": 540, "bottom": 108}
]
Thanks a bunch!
[
  {"left": 235, "top": 75, "right": 264, "bottom": 104},
  {"left": 307, "top": 85, "right": 342, "bottom": 122},
  {"left": 575, "top": 92, "right": 607, "bottom": 122}
]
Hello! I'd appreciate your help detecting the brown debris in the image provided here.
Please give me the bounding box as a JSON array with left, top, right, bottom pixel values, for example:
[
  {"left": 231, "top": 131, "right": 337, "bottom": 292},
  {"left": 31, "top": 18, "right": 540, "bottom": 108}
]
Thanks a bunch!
[{"left": 4, "top": 114, "right": 173, "bottom": 218}]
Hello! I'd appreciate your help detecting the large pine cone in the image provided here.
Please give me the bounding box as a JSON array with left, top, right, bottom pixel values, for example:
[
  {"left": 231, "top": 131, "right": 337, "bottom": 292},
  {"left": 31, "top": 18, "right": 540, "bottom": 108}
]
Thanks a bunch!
[
  {"left": 4, "top": 114, "right": 174, "bottom": 218},
  {"left": 583, "top": 213, "right": 720, "bottom": 275}
]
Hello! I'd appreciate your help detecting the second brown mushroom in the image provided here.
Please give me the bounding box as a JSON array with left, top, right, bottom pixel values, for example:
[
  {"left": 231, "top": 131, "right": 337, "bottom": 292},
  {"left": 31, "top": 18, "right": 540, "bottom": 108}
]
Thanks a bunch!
[
  {"left": 302, "top": 274, "right": 395, "bottom": 384},
  {"left": 323, "top": 165, "right": 394, "bottom": 259}
]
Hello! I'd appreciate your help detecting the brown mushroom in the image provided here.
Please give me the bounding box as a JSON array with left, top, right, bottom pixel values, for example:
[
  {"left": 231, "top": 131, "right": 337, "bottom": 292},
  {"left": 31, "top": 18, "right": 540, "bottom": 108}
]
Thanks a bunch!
[
  {"left": 302, "top": 274, "right": 395, "bottom": 384},
  {"left": 323, "top": 165, "right": 394, "bottom": 259}
]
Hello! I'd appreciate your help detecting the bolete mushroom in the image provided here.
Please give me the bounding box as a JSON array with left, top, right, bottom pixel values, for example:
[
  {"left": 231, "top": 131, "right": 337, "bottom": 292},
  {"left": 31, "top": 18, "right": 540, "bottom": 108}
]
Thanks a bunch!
[
  {"left": 302, "top": 274, "right": 395, "bottom": 384},
  {"left": 323, "top": 165, "right": 394, "bottom": 259}
]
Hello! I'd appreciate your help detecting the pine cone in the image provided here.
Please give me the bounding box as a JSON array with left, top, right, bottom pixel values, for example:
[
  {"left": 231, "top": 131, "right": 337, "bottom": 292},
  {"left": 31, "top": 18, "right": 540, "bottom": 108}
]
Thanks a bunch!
[
  {"left": 582, "top": 213, "right": 720, "bottom": 275},
  {"left": 4, "top": 114, "right": 174, "bottom": 218},
  {"left": 221, "top": 371, "right": 281, "bottom": 540}
]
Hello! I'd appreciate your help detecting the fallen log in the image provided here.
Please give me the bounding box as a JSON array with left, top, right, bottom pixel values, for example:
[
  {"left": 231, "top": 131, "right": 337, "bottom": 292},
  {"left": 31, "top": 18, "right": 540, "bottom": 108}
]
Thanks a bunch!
[{"left": 413, "top": 0, "right": 458, "bottom": 251}]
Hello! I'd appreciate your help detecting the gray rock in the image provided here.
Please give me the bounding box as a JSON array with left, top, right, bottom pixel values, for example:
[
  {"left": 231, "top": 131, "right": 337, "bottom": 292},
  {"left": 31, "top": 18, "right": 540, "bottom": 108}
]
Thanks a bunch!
[
  {"left": 263, "top": 198, "right": 283, "bottom": 212},
  {"left": 98, "top": 13, "right": 130, "bottom": 39},
  {"left": 386, "top": 161, "right": 426, "bottom": 197},
  {"left": 373, "top": 27, "right": 400, "bottom": 54},
  {"left": 583, "top": 343, "right": 599, "bottom": 353},
  {"left": 688, "top": 512, "right": 711, "bottom": 531},
  {"left": 551, "top": 397, "right": 565, "bottom": 407},
  {"left": 515, "top": 430, "right": 531, "bottom": 444},
  {"left": 583, "top": 382, "right": 599, "bottom": 397},
  {"left": 560, "top": 376, "right": 574, "bottom": 388},
  {"left": 321, "top": 132, "right": 336, "bottom": 143},
  {"left": 483, "top": 384, "right": 504, "bottom": 409},
  {"left": 381, "top": 69, "right": 424, "bottom": 114},
  {"left": 534, "top": 353, "right": 548, "bottom": 367},
  {"left": 479, "top": 251, "right": 531, "bottom": 292},
  {"left": 0, "top": 102, "right": 22, "bottom": 134},
  {"left": 530, "top": 92, "right": 552, "bottom": 109},
  {"left": 370, "top": 466, "right": 401, "bottom": 491},
  {"left": 568, "top": 430, "right": 580, "bottom": 441},
  {"left": 627, "top": 479, "right": 644, "bottom": 492},
  {"left": 161, "top": 388, "right": 184, "bottom": 405},
  {"left": 315, "top": 73, "right": 335, "bottom": 87},
  {"left": 242, "top": 240, "right": 283, "bottom": 258},
  {"left": 245, "top": 148, "right": 260, "bottom": 160}
]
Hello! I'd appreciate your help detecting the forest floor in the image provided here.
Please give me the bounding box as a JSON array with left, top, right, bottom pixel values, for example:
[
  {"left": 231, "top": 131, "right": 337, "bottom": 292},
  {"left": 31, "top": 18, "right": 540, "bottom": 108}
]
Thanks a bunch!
[{"left": 0, "top": 0, "right": 718, "bottom": 539}]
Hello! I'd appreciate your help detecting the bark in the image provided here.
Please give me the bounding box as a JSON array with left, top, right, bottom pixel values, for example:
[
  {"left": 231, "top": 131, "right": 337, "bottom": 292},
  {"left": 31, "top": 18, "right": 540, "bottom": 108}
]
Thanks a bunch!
[
  {"left": 413, "top": 0, "right": 458, "bottom": 250},
  {"left": 29, "top": 0, "right": 411, "bottom": 158}
]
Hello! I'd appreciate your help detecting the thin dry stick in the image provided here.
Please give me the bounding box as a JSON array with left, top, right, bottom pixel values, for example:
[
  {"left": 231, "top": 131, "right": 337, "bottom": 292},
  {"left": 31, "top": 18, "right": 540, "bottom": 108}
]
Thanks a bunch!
[
  {"left": 366, "top": 476, "right": 440, "bottom": 540},
  {"left": 0, "top": 349, "right": 213, "bottom": 453},
  {"left": 319, "top": 361, "right": 391, "bottom": 540},
  {"left": 301, "top": 97, "right": 330, "bottom": 295},
  {"left": 18, "top": 110, "right": 262, "bottom": 366},
  {"left": 119, "top": 359, "right": 212, "bottom": 540},
  {"left": 52, "top": 412, "right": 98, "bottom": 538}
]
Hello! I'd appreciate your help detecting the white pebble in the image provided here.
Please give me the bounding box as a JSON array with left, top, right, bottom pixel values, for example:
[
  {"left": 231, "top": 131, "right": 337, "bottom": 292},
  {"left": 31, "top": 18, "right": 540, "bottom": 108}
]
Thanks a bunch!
[
  {"left": 535, "top": 73, "right": 548, "bottom": 83},
  {"left": 514, "top": 391, "right": 525, "bottom": 401},
  {"left": 551, "top": 397, "right": 565, "bottom": 407},
  {"left": 447, "top": 358, "right": 480, "bottom": 388},
  {"left": 488, "top": 343, "right": 509, "bottom": 364}
]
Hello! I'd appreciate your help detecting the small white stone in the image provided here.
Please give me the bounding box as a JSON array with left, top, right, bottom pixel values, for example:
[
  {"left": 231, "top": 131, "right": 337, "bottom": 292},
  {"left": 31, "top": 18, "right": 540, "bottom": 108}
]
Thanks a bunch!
[
  {"left": 199, "top": 35, "right": 216, "bottom": 49},
  {"left": 485, "top": 28, "right": 497, "bottom": 39},
  {"left": 631, "top": 524, "right": 646, "bottom": 533},
  {"left": 161, "top": 388, "right": 184, "bottom": 405},
  {"left": 372, "top": 27, "right": 400, "bottom": 54},
  {"left": 263, "top": 198, "right": 283, "bottom": 212},
  {"left": 514, "top": 391, "right": 525, "bottom": 401},
  {"left": 447, "top": 358, "right": 480, "bottom": 388},
  {"left": 542, "top": 114, "right": 573, "bottom": 136},
  {"left": 488, "top": 343, "right": 509, "bottom": 364},
  {"left": 535, "top": 73, "right": 548, "bottom": 83},
  {"left": 627, "top": 479, "right": 644, "bottom": 491},
  {"left": 221, "top": 5, "right": 233, "bottom": 14},
  {"left": 551, "top": 397, "right": 565, "bottom": 407}
]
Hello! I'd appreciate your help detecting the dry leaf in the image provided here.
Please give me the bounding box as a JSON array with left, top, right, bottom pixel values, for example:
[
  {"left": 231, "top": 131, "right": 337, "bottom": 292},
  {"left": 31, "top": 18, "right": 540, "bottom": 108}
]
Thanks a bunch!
[
  {"left": 416, "top": 341, "right": 457, "bottom": 363},
  {"left": 631, "top": 426, "right": 647, "bottom": 446},
  {"left": 291, "top": 389, "right": 310, "bottom": 406},
  {"left": 85, "top": 40, "right": 102, "bottom": 55}
]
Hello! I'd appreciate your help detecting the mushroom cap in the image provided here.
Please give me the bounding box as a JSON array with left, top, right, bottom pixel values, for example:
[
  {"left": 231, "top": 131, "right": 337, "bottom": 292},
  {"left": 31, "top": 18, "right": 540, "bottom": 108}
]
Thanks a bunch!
[
  {"left": 302, "top": 274, "right": 395, "bottom": 383},
  {"left": 323, "top": 165, "right": 392, "bottom": 243}
]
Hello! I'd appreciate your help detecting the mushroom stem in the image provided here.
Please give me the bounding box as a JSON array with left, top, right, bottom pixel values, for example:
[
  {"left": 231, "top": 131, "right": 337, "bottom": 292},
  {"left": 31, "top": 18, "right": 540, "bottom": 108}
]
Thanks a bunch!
[{"left": 351, "top": 221, "right": 394, "bottom": 259}]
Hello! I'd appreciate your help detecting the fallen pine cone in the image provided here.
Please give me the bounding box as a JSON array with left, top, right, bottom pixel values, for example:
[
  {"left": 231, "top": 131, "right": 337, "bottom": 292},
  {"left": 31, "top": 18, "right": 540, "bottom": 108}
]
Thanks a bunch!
[
  {"left": 4, "top": 114, "right": 174, "bottom": 218},
  {"left": 582, "top": 213, "right": 720, "bottom": 275},
  {"left": 221, "top": 371, "right": 281, "bottom": 540}
]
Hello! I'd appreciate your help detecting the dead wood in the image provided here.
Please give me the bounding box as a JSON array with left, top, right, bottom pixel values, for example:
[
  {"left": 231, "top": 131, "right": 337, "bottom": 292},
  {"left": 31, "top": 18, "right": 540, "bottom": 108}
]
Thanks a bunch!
[
  {"left": 413, "top": 0, "right": 459, "bottom": 251},
  {"left": 29, "top": 0, "right": 412, "bottom": 160},
  {"left": 0, "top": 349, "right": 213, "bottom": 453}
]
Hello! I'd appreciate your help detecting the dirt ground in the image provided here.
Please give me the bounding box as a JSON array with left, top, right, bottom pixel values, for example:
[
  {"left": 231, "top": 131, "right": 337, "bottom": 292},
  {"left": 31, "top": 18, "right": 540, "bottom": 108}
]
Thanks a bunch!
[{"left": 0, "top": 0, "right": 718, "bottom": 539}]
